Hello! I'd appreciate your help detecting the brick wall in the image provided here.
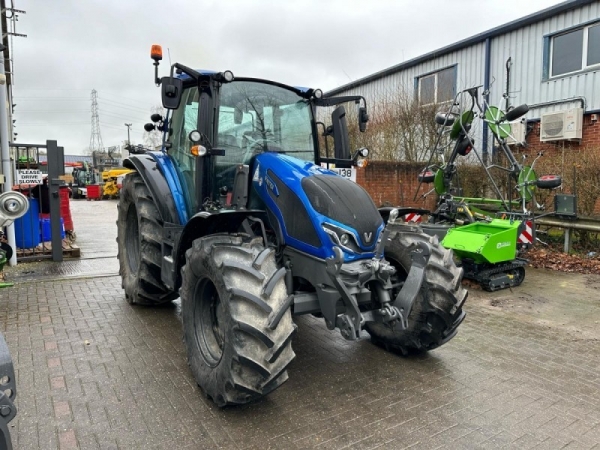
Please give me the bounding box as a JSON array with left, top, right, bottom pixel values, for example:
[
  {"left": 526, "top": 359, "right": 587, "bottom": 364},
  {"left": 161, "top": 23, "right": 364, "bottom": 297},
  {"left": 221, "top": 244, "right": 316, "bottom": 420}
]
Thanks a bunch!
[
  {"left": 520, "top": 114, "right": 600, "bottom": 215},
  {"left": 356, "top": 113, "right": 600, "bottom": 215},
  {"left": 520, "top": 113, "right": 600, "bottom": 156},
  {"left": 356, "top": 161, "right": 436, "bottom": 210}
]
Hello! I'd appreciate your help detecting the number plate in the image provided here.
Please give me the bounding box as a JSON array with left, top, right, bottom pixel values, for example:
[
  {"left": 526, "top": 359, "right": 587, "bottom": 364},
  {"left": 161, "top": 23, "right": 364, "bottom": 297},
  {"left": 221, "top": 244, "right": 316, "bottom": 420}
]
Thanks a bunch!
[{"left": 320, "top": 164, "right": 356, "bottom": 182}]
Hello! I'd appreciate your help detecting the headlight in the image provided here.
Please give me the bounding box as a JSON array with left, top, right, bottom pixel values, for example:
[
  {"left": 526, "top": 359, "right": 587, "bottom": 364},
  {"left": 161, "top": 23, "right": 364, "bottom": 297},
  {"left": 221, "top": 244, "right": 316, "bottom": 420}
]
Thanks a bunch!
[
  {"left": 188, "top": 130, "right": 202, "bottom": 143},
  {"left": 322, "top": 223, "right": 361, "bottom": 253}
]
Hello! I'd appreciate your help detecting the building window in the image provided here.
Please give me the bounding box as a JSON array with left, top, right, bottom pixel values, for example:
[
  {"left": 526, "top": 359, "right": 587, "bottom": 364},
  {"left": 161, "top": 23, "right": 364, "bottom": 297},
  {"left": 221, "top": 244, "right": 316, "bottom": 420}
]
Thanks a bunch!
[
  {"left": 550, "top": 22, "right": 600, "bottom": 77},
  {"left": 417, "top": 66, "right": 456, "bottom": 105}
]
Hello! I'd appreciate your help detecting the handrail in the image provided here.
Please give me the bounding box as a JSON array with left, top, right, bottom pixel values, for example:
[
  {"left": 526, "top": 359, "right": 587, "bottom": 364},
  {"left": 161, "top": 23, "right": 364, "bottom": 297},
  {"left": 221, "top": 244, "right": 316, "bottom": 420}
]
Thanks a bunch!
[
  {"left": 535, "top": 216, "right": 600, "bottom": 233},
  {"left": 534, "top": 215, "right": 600, "bottom": 252}
]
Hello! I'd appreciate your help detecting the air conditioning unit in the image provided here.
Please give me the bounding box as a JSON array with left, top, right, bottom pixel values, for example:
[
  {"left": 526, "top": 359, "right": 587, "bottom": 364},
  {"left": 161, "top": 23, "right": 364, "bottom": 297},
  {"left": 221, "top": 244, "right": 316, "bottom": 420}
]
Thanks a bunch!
[
  {"left": 540, "top": 108, "right": 583, "bottom": 142},
  {"left": 505, "top": 119, "right": 527, "bottom": 146}
]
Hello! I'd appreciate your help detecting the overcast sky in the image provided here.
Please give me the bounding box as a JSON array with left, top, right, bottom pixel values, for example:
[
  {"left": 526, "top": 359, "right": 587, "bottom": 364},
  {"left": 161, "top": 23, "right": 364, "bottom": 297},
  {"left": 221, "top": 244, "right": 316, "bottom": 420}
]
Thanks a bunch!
[{"left": 10, "top": 0, "right": 564, "bottom": 155}]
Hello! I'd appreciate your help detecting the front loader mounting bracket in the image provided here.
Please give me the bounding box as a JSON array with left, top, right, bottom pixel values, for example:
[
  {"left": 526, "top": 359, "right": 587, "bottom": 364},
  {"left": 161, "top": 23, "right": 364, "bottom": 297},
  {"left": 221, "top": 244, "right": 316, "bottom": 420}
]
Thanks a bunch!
[
  {"left": 326, "top": 247, "right": 363, "bottom": 340},
  {"left": 392, "top": 241, "right": 431, "bottom": 329}
]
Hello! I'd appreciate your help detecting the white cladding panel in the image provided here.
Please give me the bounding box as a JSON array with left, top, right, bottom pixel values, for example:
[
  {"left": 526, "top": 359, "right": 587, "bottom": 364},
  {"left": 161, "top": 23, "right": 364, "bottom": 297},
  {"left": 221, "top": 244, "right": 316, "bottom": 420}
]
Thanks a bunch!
[
  {"left": 490, "top": 1, "right": 600, "bottom": 117},
  {"left": 334, "top": 43, "right": 486, "bottom": 102},
  {"left": 333, "top": 2, "right": 599, "bottom": 115},
  {"left": 330, "top": 2, "right": 600, "bottom": 158}
]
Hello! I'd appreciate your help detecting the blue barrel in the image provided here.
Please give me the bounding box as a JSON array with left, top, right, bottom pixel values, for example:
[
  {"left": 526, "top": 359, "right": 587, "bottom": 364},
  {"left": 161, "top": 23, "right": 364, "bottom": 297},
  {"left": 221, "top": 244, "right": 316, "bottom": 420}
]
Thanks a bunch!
[
  {"left": 41, "top": 217, "right": 65, "bottom": 241},
  {"left": 14, "top": 198, "right": 41, "bottom": 249}
]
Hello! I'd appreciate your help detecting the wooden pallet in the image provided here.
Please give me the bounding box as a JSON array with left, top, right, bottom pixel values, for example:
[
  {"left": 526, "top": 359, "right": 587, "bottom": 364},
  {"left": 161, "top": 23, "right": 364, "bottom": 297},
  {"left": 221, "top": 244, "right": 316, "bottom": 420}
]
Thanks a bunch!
[{"left": 16, "top": 239, "right": 81, "bottom": 260}]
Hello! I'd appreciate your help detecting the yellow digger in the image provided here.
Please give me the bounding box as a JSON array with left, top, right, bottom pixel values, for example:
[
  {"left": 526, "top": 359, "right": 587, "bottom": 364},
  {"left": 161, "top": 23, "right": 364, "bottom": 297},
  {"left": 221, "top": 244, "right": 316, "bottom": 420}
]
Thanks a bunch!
[{"left": 101, "top": 168, "right": 133, "bottom": 199}]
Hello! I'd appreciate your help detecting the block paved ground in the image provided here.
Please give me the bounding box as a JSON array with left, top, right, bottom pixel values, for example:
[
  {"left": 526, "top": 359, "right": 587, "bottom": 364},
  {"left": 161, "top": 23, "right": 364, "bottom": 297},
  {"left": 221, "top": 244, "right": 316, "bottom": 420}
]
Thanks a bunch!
[{"left": 0, "top": 200, "right": 599, "bottom": 449}]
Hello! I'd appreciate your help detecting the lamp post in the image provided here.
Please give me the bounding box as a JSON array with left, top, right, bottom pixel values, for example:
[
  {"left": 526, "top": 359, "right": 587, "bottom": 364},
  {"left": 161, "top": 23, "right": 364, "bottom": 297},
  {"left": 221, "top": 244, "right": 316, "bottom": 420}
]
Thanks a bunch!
[{"left": 124, "top": 123, "right": 132, "bottom": 148}]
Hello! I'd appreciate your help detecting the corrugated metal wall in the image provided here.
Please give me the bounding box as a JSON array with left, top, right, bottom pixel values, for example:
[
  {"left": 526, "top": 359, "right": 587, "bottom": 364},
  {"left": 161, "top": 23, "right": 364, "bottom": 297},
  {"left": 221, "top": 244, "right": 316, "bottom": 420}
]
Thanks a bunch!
[
  {"left": 331, "top": 2, "right": 600, "bottom": 159},
  {"left": 334, "top": 43, "right": 486, "bottom": 103},
  {"left": 490, "top": 1, "right": 600, "bottom": 117}
]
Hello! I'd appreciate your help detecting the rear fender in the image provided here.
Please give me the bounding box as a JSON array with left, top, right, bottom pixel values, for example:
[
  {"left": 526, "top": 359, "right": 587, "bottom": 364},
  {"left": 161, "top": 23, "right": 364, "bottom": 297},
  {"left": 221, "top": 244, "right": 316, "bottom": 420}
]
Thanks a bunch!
[
  {"left": 124, "top": 153, "right": 183, "bottom": 224},
  {"left": 174, "top": 209, "right": 267, "bottom": 290}
]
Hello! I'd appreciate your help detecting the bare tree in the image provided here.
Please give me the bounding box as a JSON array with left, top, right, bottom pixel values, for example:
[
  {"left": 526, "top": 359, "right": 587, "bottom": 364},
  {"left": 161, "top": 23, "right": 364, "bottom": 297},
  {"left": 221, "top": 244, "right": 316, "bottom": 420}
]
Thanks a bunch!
[{"left": 347, "top": 85, "right": 447, "bottom": 163}]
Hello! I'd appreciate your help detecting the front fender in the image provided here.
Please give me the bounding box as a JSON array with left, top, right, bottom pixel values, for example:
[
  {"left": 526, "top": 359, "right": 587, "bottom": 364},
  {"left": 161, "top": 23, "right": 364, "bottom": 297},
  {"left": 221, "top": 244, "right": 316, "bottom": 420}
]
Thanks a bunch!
[{"left": 174, "top": 209, "right": 267, "bottom": 289}]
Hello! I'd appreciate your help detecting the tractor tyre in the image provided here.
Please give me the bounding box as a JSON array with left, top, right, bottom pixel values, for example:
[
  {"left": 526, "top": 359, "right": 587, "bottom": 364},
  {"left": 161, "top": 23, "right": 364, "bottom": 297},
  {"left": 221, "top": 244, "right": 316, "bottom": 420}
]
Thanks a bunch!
[
  {"left": 365, "top": 227, "right": 468, "bottom": 355},
  {"left": 180, "top": 234, "right": 296, "bottom": 407},
  {"left": 116, "top": 173, "right": 178, "bottom": 306}
]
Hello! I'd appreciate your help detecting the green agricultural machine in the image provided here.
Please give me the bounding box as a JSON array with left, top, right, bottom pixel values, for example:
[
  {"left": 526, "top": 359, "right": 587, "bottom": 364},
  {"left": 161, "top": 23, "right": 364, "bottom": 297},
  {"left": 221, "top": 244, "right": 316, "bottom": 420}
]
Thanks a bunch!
[{"left": 415, "top": 86, "right": 562, "bottom": 291}]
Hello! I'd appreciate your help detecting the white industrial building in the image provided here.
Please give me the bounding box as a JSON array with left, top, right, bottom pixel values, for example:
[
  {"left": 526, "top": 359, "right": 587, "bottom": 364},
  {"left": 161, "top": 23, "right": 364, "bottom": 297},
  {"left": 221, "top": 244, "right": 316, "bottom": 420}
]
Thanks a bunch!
[{"left": 326, "top": 0, "right": 600, "bottom": 158}]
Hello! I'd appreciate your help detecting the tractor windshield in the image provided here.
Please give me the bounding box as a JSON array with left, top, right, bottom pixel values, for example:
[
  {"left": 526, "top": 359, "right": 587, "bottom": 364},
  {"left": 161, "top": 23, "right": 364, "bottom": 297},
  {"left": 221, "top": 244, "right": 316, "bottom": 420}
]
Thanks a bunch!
[
  {"left": 216, "top": 81, "right": 315, "bottom": 164},
  {"left": 167, "top": 80, "right": 317, "bottom": 214}
]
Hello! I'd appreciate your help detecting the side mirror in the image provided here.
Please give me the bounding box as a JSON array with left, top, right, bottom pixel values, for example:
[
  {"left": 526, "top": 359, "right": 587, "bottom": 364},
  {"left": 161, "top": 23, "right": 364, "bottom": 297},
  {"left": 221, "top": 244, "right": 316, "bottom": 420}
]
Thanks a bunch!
[
  {"left": 358, "top": 106, "right": 369, "bottom": 132},
  {"left": 331, "top": 105, "right": 351, "bottom": 162},
  {"left": 161, "top": 76, "right": 183, "bottom": 110}
]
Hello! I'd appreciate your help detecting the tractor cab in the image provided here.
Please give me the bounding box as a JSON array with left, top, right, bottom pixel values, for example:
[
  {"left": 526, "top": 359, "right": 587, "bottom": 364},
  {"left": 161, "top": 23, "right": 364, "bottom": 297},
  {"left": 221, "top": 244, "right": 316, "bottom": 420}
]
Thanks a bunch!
[
  {"left": 164, "top": 78, "right": 319, "bottom": 215},
  {"left": 146, "top": 45, "right": 369, "bottom": 219}
]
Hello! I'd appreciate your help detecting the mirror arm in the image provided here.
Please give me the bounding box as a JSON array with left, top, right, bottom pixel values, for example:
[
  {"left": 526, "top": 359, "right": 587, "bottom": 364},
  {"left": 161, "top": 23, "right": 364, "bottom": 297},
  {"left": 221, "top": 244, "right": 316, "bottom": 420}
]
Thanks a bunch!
[
  {"left": 316, "top": 122, "right": 330, "bottom": 166},
  {"left": 171, "top": 63, "right": 201, "bottom": 81},
  {"left": 352, "top": 148, "right": 368, "bottom": 163}
]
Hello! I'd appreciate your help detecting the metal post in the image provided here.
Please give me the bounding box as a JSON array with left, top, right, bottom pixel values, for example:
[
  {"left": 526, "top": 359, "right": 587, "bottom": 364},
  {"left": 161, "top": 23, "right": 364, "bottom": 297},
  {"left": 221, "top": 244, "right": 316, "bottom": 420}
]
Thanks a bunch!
[
  {"left": 482, "top": 37, "right": 492, "bottom": 166},
  {"left": 46, "top": 140, "right": 64, "bottom": 262},
  {"left": 125, "top": 123, "right": 132, "bottom": 146},
  {"left": 0, "top": 17, "right": 17, "bottom": 265},
  {"left": 564, "top": 228, "right": 572, "bottom": 254}
]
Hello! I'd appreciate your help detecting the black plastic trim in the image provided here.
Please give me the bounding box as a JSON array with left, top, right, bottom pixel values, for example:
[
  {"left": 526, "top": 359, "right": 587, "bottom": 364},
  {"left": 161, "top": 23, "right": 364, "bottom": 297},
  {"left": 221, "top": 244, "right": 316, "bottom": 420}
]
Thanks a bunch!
[{"left": 124, "top": 155, "right": 179, "bottom": 224}]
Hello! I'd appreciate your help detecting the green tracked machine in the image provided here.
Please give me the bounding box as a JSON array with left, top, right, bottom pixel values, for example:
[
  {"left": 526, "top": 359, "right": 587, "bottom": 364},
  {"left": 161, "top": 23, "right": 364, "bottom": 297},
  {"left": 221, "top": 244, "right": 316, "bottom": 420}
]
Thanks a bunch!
[{"left": 414, "top": 86, "right": 562, "bottom": 291}]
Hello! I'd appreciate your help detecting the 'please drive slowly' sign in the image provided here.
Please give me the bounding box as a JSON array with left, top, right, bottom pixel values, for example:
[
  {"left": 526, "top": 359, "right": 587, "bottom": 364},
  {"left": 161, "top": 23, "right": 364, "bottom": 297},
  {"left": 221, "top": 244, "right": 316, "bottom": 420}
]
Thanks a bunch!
[{"left": 16, "top": 169, "right": 43, "bottom": 185}]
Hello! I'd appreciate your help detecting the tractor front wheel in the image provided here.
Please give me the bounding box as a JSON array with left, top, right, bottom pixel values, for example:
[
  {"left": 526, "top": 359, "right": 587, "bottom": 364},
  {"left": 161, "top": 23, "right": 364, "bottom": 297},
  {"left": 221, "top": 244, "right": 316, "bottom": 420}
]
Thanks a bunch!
[
  {"left": 116, "top": 173, "right": 178, "bottom": 306},
  {"left": 180, "top": 234, "right": 296, "bottom": 407},
  {"left": 365, "top": 227, "right": 468, "bottom": 354}
]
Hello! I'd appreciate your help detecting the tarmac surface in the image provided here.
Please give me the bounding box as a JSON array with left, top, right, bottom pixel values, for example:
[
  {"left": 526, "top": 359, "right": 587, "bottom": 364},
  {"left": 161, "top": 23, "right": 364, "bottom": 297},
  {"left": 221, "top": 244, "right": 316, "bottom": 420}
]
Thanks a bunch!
[{"left": 1, "top": 199, "right": 599, "bottom": 449}]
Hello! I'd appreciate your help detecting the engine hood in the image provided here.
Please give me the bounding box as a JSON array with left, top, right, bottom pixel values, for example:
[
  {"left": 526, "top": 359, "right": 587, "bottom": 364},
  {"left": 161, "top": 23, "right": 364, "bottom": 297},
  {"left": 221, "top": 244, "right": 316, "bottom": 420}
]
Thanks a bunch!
[{"left": 252, "top": 152, "right": 384, "bottom": 262}]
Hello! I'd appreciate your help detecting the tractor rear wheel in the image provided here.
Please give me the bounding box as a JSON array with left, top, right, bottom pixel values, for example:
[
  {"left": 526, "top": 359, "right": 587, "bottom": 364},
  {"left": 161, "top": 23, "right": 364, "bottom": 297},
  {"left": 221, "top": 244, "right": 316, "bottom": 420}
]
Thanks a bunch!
[
  {"left": 180, "top": 234, "right": 296, "bottom": 407},
  {"left": 365, "top": 227, "right": 468, "bottom": 354},
  {"left": 116, "top": 173, "right": 178, "bottom": 306}
]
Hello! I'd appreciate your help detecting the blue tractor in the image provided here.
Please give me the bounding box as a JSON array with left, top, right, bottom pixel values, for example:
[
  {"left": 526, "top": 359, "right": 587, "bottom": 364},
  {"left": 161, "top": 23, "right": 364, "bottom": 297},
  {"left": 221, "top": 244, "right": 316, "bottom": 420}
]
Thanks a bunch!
[{"left": 116, "top": 45, "right": 468, "bottom": 406}]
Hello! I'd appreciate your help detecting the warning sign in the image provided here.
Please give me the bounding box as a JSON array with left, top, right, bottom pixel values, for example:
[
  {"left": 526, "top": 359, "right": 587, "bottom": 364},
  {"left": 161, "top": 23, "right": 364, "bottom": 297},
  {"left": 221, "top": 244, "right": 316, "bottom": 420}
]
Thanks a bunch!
[{"left": 16, "top": 169, "right": 43, "bottom": 185}]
